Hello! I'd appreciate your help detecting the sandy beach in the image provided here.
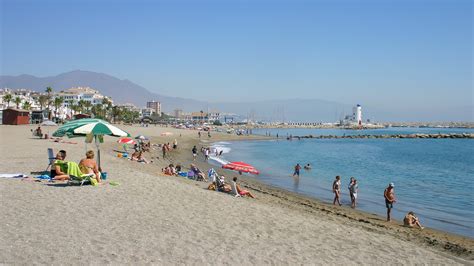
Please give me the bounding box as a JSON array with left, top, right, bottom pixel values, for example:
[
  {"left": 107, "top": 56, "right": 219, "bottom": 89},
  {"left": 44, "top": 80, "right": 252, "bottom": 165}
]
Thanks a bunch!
[{"left": 0, "top": 124, "right": 472, "bottom": 265}]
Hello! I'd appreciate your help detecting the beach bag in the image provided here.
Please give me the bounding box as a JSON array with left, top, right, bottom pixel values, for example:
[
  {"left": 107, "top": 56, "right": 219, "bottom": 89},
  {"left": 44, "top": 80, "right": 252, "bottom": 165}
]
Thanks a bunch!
[{"left": 208, "top": 183, "right": 216, "bottom": 190}]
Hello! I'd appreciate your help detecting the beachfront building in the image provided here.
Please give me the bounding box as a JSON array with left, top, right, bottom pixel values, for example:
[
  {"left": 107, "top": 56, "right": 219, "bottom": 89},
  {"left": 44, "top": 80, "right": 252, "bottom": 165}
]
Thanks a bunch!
[
  {"left": 57, "top": 87, "right": 113, "bottom": 108},
  {"left": 208, "top": 111, "right": 221, "bottom": 122},
  {"left": 191, "top": 112, "right": 208, "bottom": 123},
  {"left": 140, "top": 108, "right": 155, "bottom": 118},
  {"left": 117, "top": 103, "right": 141, "bottom": 113},
  {"left": 146, "top": 101, "right": 161, "bottom": 117},
  {"left": 174, "top": 109, "right": 184, "bottom": 119},
  {"left": 0, "top": 88, "right": 42, "bottom": 111}
]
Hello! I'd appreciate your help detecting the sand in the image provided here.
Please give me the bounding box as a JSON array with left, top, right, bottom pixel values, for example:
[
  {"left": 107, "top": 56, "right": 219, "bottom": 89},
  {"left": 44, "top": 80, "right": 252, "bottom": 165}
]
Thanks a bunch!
[{"left": 0, "top": 124, "right": 472, "bottom": 265}]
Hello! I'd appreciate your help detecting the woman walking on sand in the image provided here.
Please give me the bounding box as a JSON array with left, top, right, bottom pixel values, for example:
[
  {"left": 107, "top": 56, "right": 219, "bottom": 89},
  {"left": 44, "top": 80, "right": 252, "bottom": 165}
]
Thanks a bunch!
[{"left": 333, "top": 176, "right": 342, "bottom": 206}]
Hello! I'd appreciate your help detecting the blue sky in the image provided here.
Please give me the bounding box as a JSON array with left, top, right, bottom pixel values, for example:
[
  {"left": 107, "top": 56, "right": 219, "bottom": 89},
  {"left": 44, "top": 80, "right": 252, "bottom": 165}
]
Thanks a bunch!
[{"left": 1, "top": 0, "right": 472, "bottom": 115}]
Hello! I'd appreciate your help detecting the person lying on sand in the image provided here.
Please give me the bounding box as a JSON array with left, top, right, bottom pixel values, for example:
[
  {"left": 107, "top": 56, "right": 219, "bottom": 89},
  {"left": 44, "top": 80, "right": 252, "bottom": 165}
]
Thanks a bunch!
[
  {"left": 404, "top": 211, "right": 424, "bottom": 230},
  {"left": 79, "top": 150, "right": 101, "bottom": 183},
  {"left": 232, "top": 177, "right": 255, "bottom": 198}
]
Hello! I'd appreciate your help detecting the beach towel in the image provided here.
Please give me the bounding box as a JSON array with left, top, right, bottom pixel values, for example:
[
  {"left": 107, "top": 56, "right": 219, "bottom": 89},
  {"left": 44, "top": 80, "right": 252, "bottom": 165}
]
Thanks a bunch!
[{"left": 0, "top": 173, "right": 26, "bottom": 178}]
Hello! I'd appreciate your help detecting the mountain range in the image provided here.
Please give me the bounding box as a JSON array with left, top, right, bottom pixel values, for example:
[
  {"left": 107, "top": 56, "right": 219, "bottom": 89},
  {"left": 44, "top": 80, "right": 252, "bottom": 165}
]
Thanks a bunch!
[
  {"left": 0, "top": 70, "right": 355, "bottom": 122},
  {"left": 2, "top": 70, "right": 471, "bottom": 122}
]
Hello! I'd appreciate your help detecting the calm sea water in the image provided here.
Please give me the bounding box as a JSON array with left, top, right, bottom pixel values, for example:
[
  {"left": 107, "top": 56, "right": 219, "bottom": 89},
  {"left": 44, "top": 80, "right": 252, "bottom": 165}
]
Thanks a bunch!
[{"left": 213, "top": 127, "right": 474, "bottom": 238}]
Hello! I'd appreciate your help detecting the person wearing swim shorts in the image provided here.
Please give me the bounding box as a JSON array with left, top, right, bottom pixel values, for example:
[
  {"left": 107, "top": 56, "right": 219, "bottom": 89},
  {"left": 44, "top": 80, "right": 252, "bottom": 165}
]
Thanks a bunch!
[{"left": 384, "top": 183, "right": 396, "bottom": 221}]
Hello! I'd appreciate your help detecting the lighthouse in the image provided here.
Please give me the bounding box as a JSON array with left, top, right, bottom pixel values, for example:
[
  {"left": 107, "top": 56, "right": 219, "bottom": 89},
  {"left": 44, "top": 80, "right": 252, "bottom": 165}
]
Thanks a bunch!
[{"left": 353, "top": 104, "right": 362, "bottom": 125}]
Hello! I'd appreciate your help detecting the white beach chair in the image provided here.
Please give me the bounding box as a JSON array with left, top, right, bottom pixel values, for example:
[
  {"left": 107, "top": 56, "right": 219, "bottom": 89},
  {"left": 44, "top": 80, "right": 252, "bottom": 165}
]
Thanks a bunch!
[{"left": 45, "top": 148, "right": 56, "bottom": 172}]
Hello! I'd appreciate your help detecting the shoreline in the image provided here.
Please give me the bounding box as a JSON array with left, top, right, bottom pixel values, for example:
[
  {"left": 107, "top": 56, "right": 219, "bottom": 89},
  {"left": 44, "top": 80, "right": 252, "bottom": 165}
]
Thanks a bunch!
[
  {"left": 1, "top": 124, "right": 472, "bottom": 264},
  {"left": 196, "top": 135, "right": 474, "bottom": 258}
]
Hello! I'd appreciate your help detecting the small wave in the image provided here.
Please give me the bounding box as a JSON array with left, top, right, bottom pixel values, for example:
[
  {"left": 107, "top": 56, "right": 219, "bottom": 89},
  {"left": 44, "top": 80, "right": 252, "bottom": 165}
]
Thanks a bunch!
[
  {"left": 209, "top": 155, "right": 229, "bottom": 165},
  {"left": 210, "top": 145, "right": 232, "bottom": 154}
]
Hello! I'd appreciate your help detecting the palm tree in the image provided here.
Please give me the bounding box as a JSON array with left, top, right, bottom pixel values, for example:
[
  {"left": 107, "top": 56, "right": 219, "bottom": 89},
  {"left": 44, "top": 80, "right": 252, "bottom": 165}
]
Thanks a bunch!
[
  {"left": 69, "top": 103, "right": 79, "bottom": 116},
  {"left": 38, "top": 95, "right": 48, "bottom": 110},
  {"left": 22, "top": 101, "right": 31, "bottom": 110},
  {"left": 102, "top": 98, "right": 111, "bottom": 120},
  {"left": 53, "top": 97, "right": 64, "bottom": 120},
  {"left": 84, "top": 101, "right": 92, "bottom": 115},
  {"left": 3, "top": 94, "right": 12, "bottom": 108},
  {"left": 77, "top": 99, "right": 86, "bottom": 114},
  {"left": 112, "top": 106, "right": 121, "bottom": 123},
  {"left": 45, "top": 87, "right": 53, "bottom": 119},
  {"left": 13, "top": 96, "right": 22, "bottom": 109}
]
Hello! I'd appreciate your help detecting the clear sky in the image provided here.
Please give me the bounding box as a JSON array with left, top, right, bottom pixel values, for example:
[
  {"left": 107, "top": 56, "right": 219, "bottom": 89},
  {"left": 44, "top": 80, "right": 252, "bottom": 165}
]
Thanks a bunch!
[{"left": 1, "top": 0, "right": 472, "bottom": 114}]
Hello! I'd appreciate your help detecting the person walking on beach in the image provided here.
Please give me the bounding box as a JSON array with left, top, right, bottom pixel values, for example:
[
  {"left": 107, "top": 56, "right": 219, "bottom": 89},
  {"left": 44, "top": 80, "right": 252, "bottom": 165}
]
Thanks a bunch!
[
  {"left": 198, "top": 131, "right": 201, "bottom": 138},
  {"left": 384, "top": 183, "right": 396, "bottom": 221},
  {"left": 333, "top": 176, "right": 342, "bottom": 206},
  {"left": 162, "top": 144, "right": 167, "bottom": 159},
  {"left": 293, "top": 163, "right": 301, "bottom": 177},
  {"left": 192, "top": 145, "right": 198, "bottom": 161},
  {"left": 349, "top": 178, "right": 358, "bottom": 208},
  {"left": 204, "top": 148, "right": 210, "bottom": 161}
]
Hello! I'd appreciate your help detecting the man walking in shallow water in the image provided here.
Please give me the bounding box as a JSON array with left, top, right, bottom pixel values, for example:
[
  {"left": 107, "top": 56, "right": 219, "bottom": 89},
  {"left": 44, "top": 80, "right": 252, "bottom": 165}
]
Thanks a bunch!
[{"left": 384, "top": 183, "right": 396, "bottom": 221}]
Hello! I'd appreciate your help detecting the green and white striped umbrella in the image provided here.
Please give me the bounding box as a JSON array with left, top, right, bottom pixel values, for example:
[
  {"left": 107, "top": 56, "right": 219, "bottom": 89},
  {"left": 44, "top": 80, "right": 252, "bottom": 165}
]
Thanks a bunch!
[{"left": 53, "top": 119, "right": 130, "bottom": 138}]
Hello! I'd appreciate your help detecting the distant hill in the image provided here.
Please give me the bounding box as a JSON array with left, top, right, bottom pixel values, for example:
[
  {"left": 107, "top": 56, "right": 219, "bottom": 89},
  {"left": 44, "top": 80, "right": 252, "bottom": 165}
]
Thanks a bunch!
[
  {"left": 0, "top": 70, "right": 208, "bottom": 112},
  {"left": 0, "top": 70, "right": 363, "bottom": 122}
]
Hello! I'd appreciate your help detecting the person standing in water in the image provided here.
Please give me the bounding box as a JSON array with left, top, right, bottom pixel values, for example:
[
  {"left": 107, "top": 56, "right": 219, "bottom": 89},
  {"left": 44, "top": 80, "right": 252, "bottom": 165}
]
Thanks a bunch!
[
  {"left": 293, "top": 163, "right": 301, "bottom": 177},
  {"left": 333, "top": 176, "right": 342, "bottom": 206},
  {"left": 349, "top": 178, "right": 358, "bottom": 208},
  {"left": 384, "top": 183, "right": 396, "bottom": 221}
]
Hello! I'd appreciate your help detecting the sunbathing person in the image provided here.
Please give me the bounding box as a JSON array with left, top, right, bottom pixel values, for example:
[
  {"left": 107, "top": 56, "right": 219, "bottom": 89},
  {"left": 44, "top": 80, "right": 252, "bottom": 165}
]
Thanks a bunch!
[
  {"left": 79, "top": 150, "right": 101, "bottom": 183},
  {"left": 404, "top": 211, "right": 424, "bottom": 230},
  {"left": 51, "top": 150, "right": 69, "bottom": 181},
  {"left": 131, "top": 151, "right": 150, "bottom": 163},
  {"left": 216, "top": 175, "right": 232, "bottom": 192},
  {"left": 190, "top": 164, "right": 206, "bottom": 181},
  {"left": 232, "top": 177, "right": 255, "bottom": 198}
]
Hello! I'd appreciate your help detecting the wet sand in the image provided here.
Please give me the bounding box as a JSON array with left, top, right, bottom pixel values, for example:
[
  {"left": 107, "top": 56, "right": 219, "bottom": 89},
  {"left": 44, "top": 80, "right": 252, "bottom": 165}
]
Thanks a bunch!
[{"left": 0, "top": 124, "right": 472, "bottom": 264}]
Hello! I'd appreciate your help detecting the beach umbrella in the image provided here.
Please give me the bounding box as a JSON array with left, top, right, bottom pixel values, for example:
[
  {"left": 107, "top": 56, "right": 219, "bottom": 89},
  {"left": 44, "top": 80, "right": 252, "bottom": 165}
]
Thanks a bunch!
[
  {"left": 223, "top": 161, "right": 260, "bottom": 175},
  {"left": 135, "top": 135, "right": 149, "bottom": 140},
  {"left": 52, "top": 119, "right": 130, "bottom": 169},
  {"left": 117, "top": 137, "right": 136, "bottom": 144},
  {"left": 40, "top": 120, "right": 57, "bottom": 126}
]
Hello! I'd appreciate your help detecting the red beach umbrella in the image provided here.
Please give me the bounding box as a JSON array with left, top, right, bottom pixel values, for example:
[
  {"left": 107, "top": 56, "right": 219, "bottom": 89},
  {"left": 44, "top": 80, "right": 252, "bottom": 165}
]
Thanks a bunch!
[
  {"left": 223, "top": 161, "right": 260, "bottom": 175},
  {"left": 117, "top": 137, "right": 136, "bottom": 144}
]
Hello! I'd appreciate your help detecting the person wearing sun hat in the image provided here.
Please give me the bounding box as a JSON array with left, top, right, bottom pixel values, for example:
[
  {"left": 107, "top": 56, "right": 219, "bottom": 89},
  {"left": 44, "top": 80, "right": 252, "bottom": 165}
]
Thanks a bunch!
[{"left": 384, "top": 183, "right": 396, "bottom": 221}]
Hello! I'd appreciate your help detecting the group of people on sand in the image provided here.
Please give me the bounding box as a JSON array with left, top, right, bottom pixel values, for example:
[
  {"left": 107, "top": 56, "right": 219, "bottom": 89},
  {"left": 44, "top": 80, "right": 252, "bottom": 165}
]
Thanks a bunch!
[
  {"left": 331, "top": 178, "right": 424, "bottom": 229},
  {"left": 129, "top": 139, "right": 179, "bottom": 164},
  {"left": 208, "top": 172, "right": 255, "bottom": 198},
  {"left": 51, "top": 149, "right": 101, "bottom": 184}
]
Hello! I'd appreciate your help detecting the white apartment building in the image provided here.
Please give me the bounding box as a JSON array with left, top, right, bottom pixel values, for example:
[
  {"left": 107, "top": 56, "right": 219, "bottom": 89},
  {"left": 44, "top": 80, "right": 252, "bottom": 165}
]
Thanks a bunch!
[
  {"left": 141, "top": 108, "right": 155, "bottom": 118},
  {"left": 57, "top": 87, "right": 113, "bottom": 107}
]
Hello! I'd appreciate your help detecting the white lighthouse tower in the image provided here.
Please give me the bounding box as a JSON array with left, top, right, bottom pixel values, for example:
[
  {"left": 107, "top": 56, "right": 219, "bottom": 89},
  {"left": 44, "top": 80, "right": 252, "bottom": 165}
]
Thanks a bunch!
[{"left": 352, "top": 104, "right": 362, "bottom": 125}]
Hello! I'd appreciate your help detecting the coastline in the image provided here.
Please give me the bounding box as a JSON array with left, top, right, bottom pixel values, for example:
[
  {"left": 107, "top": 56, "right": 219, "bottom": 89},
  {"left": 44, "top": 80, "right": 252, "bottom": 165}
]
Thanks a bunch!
[
  {"left": 0, "top": 124, "right": 472, "bottom": 264},
  {"left": 198, "top": 134, "right": 474, "bottom": 258}
]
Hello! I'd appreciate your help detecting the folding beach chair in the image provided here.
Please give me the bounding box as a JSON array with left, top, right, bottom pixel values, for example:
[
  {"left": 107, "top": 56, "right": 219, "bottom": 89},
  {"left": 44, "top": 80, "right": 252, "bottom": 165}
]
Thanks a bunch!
[{"left": 45, "top": 148, "right": 56, "bottom": 172}]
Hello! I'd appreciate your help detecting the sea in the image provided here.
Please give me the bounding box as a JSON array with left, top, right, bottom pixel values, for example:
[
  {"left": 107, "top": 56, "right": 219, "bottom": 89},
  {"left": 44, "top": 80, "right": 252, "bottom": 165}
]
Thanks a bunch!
[{"left": 210, "top": 127, "right": 474, "bottom": 238}]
